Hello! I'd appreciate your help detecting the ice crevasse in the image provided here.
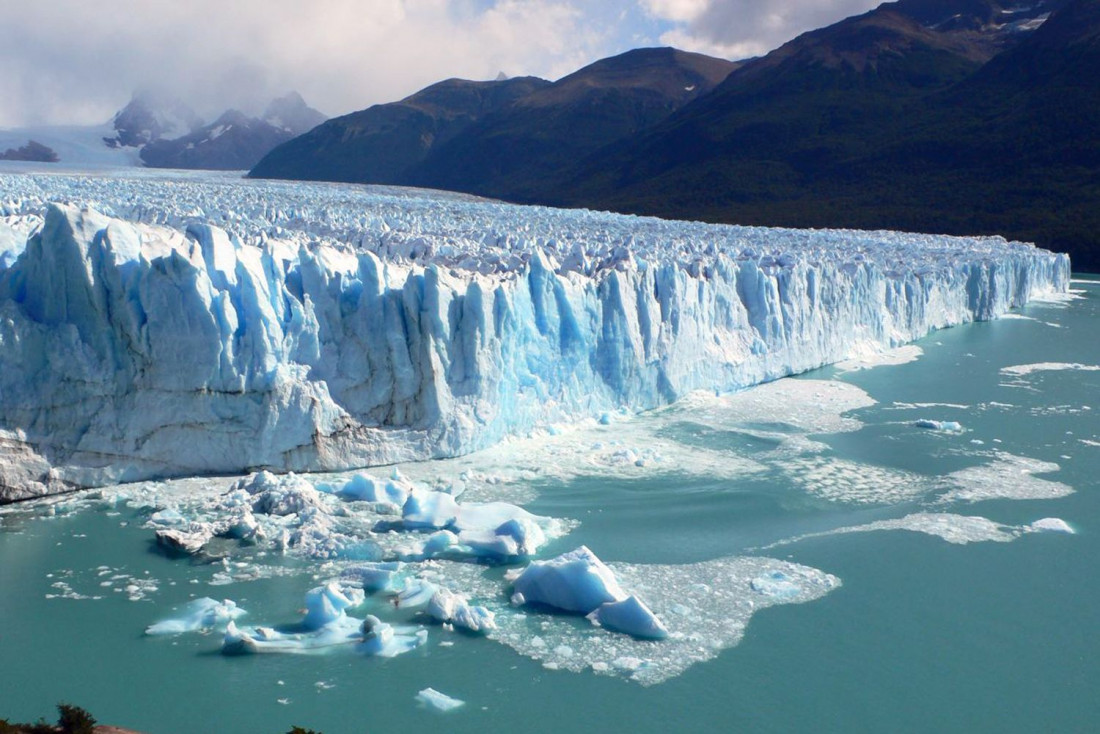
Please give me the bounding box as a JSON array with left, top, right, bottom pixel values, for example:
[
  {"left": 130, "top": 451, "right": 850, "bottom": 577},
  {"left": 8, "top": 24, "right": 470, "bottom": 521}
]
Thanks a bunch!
[{"left": 0, "top": 177, "right": 1071, "bottom": 501}]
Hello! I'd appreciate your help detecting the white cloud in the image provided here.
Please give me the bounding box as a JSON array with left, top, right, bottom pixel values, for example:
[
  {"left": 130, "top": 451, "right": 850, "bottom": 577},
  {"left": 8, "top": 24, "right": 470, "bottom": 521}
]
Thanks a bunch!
[
  {"left": 639, "top": 0, "right": 881, "bottom": 61},
  {"left": 0, "top": 0, "right": 615, "bottom": 127},
  {"left": 639, "top": 0, "right": 711, "bottom": 23},
  {"left": 656, "top": 27, "right": 770, "bottom": 60},
  {"left": 0, "top": 0, "right": 891, "bottom": 128}
]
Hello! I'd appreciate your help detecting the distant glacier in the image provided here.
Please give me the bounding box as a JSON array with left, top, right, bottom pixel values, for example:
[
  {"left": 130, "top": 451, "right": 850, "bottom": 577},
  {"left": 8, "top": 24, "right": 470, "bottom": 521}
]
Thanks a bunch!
[{"left": 0, "top": 171, "right": 1070, "bottom": 501}]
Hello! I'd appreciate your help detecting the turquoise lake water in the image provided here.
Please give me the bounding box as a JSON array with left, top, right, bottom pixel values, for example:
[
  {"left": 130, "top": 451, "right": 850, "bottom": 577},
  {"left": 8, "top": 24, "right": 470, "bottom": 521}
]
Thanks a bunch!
[{"left": 2, "top": 281, "right": 1097, "bottom": 734}]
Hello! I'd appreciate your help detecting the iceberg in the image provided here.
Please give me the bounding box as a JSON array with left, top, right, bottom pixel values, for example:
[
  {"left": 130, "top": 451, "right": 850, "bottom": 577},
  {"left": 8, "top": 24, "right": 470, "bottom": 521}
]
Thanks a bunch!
[
  {"left": 402, "top": 490, "right": 460, "bottom": 530},
  {"left": 427, "top": 587, "right": 496, "bottom": 633},
  {"left": 341, "top": 561, "right": 404, "bottom": 593},
  {"left": 221, "top": 584, "right": 425, "bottom": 657},
  {"left": 586, "top": 595, "right": 668, "bottom": 640},
  {"left": 359, "top": 615, "right": 427, "bottom": 657},
  {"left": 508, "top": 546, "right": 628, "bottom": 613},
  {"left": 145, "top": 597, "right": 245, "bottom": 635},
  {"left": 415, "top": 687, "right": 465, "bottom": 713},
  {"left": 396, "top": 578, "right": 439, "bottom": 609},
  {"left": 338, "top": 472, "right": 411, "bottom": 507},
  {"left": 1030, "top": 517, "right": 1074, "bottom": 534},
  {"left": 301, "top": 582, "right": 364, "bottom": 630},
  {"left": 913, "top": 419, "right": 963, "bottom": 433},
  {"left": 0, "top": 170, "right": 1071, "bottom": 501},
  {"left": 508, "top": 547, "right": 671, "bottom": 639}
]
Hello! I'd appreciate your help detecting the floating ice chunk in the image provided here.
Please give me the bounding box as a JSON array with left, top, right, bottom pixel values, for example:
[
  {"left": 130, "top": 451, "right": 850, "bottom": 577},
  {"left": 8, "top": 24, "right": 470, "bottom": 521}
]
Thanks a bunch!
[
  {"left": 222, "top": 589, "right": 422, "bottom": 657},
  {"left": 494, "top": 517, "right": 547, "bottom": 555},
  {"left": 460, "top": 518, "right": 547, "bottom": 560},
  {"left": 220, "top": 511, "right": 264, "bottom": 544},
  {"left": 149, "top": 508, "right": 186, "bottom": 526},
  {"left": 340, "top": 562, "right": 404, "bottom": 593},
  {"left": 913, "top": 419, "right": 963, "bottom": 433},
  {"left": 146, "top": 597, "right": 245, "bottom": 635},
  {"left": 422, "top": 530, "right": 459, "bottom": 556},
  {"left": 302, "top": 582, "right": 363, "bottom": 630},
  {"left": 508, "top": 546, "right": 627, "bottom": 613},
  {"left": 277, "top": 512, "right": 359, "bottom": 560},
  {"left": 223, "top": 617, "right": 363, "bottom": 655},
  {"left": 416, "top": 688, "right": 465, "bottom": 713},
  {"left": 235, "top": 472, "right": 326, "bottom": 517},
  {"left": 402, "top": 490, "right": 459, "bottom": 529},
  {"left": 587, "top": 595, "right": 668, "bottom": 640},
  {"left": 359, "top": 615, "right": 427, "bottom": 657},
  {"left": 1030, "top": 518, "right": 1074, "bottom": 534},
  {"left": 451, "top": 502, "right": 553, "bottom": 560},
  {"left": 428, "top": 588, "right": 496, "bottom": 633},
  {"left": 452, "top": 501, "right": 542, "bottom": 534},
  {"left": 396, "top": 578, "right": 438, "bottom": 609},
  {"left": 339, "top": 473, "right": 411, "bottom": 507},
  {"left": 750, "top": 571, "right": 802, "bottom": 599},
  {"left": 154, "top": 527, "right": 214, "bottom": 555}
]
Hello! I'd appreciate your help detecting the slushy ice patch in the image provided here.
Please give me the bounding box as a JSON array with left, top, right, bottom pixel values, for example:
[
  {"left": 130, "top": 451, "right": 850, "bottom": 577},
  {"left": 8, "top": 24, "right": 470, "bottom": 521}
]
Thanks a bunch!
[
  {"left": 937, "top": 453, "right": 1073, "bottom": 503},
  {"left": 766, "top": 512, "right": 1076, "bottom": 547},
  {"left": 438, "top": 554, "right": 840, "bottom": 685}
]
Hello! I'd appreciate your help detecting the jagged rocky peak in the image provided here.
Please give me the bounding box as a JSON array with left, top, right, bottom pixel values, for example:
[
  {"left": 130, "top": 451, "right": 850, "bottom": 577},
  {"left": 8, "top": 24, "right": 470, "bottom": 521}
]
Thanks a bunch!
[
  {"left": 106, "top": 90, "right": 204, "bottom": 148},
  {"left": 136, "top": 94, "right": 325, "bottom": 171},
  {"left": 261, "top": 91, "right": 327, "bottom": 135}
]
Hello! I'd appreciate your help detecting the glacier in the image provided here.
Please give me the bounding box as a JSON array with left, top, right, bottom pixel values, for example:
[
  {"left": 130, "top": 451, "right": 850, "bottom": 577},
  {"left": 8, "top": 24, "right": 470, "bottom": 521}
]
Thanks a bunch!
[{"left": 0, "top": 170, "right": 1071, "bottom": 501}]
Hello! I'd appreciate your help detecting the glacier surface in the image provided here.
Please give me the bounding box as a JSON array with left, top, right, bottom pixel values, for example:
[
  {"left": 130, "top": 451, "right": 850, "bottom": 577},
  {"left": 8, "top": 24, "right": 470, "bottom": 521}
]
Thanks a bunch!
[{"left": 0, "top": 170, "right": 1071, "bottom": 501}]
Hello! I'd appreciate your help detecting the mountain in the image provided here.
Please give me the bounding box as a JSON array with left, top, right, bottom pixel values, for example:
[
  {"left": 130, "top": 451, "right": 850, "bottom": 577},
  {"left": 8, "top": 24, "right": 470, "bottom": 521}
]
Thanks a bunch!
[
  {"left": 551, "top": 0, "right": 1067, "bottom": 208},
  {"left": 245, "top": 0, "right": 1099, "bottom": 268},
  {"left": 0, "top": 90, "right": 325, "bottom": 172},
  {"left": 539, "top": 0, "right": 1100, "bottom": 268},
  {"left": 249, "top": 75, "right": 551, "bottom": 183},
  {"left": 104, "top": 90, "right": 204, "bottom": 148},
  {"left": 140, "top": 94, "right": 327, "bottom": 170},
  {"left": 401, "top": 48, "right": 739, "bottom": 199},
  {"left": 140, "top": 110, "right": 294, "bottom": 170},
  {"left": 0, "top": 140, "right": 59, "bottom": 162},
  {"left": 261, "top": 91, "right": 327, "bottom": 136},
  {"left": 249, "top": 48, "right": 736, "bottom": 190}
]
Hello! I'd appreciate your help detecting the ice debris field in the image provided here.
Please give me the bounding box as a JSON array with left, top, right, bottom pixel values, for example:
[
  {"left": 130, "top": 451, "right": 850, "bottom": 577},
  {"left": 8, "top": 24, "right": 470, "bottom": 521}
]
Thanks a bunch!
[
  {"left": 4, "top": 368, "right": 1078, "bottom": 687},
  {"left": 0, "top": 170, "right": 1081, "bottom": 697},
  {"left": 0, "top": 170, "right": 1070, "bottom": 501}
]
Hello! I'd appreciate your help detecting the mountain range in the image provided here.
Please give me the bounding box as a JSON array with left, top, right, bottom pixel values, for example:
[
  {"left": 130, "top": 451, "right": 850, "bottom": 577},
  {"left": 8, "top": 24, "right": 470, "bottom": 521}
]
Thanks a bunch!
[
  {"left": 250, "top": 47, "right": 737, "bottom": 192},
  {"left": 250, "top": 0, "right": 1100, "bottom": 270},
  {"left": 0, "top": 91, "right": 326, "bottom": 171},
  {"left": 138, "top": 92, "right": 326, "bottom": 169}
]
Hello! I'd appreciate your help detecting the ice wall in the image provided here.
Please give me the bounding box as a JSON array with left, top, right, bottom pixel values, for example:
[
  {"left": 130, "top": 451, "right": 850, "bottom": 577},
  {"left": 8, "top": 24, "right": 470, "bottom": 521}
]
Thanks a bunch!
[{"left": 0, "top": 172, "right": 1071, "bottom": 501}]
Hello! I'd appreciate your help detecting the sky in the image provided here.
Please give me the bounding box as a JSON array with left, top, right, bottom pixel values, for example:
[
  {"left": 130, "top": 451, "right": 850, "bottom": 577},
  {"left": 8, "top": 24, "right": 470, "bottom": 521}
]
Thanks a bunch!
[{"left": 0, "top": 0, "right": 882, "bottom": 128}]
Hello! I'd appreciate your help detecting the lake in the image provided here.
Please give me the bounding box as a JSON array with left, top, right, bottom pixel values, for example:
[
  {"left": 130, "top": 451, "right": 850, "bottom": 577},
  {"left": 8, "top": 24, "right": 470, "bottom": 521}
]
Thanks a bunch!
[{"left": 2, "top": 279, "right": 1096, "bottom": 734}]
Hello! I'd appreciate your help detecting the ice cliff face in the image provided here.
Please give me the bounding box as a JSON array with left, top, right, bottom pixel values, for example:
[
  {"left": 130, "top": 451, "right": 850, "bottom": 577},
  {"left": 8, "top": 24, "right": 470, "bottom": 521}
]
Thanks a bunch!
[{"left": 0, "top": 172, "right": 1071, "bottom": 501}]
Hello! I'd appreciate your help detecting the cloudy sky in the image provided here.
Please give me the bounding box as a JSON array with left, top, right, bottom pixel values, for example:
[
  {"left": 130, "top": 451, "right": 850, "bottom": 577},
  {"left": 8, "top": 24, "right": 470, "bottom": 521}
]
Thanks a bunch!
[{"left": 0, "top": 0, "right": 881, "bottom": 128}]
